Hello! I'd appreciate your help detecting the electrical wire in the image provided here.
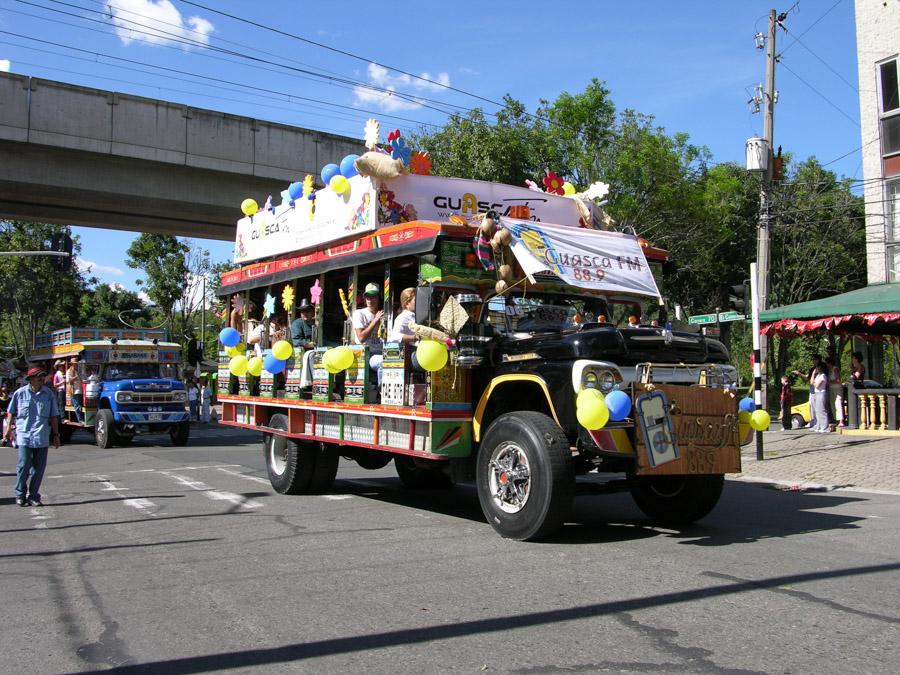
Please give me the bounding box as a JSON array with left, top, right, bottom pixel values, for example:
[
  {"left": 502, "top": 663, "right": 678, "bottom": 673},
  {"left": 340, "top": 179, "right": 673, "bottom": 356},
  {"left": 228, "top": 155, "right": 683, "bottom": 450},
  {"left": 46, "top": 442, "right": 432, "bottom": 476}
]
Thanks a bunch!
[
  {"left": 780, "top": 25, "right": 858, "bottom": 94},
  {"left": 778, "top": 59, "right": 859, "bottom": 127},
  {"left": 779, "top": 0, "right": 846, "bottom": 56}
]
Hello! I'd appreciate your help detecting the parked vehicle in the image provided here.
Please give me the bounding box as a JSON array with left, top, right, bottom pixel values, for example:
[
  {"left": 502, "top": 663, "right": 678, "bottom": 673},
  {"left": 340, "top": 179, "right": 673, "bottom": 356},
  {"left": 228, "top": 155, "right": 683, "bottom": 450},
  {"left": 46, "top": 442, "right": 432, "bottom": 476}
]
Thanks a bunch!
[{"left": 30, "top": 327, "right": 190, "bottom": 447}]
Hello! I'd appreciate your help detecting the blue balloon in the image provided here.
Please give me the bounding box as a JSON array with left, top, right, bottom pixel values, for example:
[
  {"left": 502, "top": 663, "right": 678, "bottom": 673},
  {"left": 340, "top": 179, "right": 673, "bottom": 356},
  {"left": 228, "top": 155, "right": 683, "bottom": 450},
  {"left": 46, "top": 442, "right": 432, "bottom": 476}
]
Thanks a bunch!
[
  {"left": 287, "top": 181, "right": 304, "bottom": 200},
  {"left": 219, "top": 327, "right": 240, "bottom": 348},
  {"left": 264, "top": 354, "right": 286, "bottom": 374},
  {"left": 321, "top": 163, "right": 340, "bottom": 185},
  {"left": 605, "top": 389, "right": 632, "bottom": 422},
  {"left": 340, "top": 154, "right": 359, "bottom": 178},
  {"left": 738, "top": 397, "right": 756, "bottom": 413}
]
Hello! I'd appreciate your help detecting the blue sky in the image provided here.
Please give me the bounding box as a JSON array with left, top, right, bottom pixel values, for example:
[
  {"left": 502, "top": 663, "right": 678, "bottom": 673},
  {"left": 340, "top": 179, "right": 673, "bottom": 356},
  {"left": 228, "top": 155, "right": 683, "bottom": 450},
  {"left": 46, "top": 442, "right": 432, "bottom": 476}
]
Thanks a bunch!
[{"left": 0, "top": 0, "right": 863, "bottom": 294}]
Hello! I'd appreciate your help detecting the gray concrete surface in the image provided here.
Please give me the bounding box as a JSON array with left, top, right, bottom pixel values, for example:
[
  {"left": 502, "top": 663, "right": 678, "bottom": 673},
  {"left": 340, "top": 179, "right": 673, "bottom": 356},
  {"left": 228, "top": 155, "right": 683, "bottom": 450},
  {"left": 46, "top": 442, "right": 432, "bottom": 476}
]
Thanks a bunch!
[
  {"left": 0, "top": 424, "right": 897, "bottom": 673},
  {"left": 733, "top": 429, "right": 900, "bottom": 494},
  {"left": 0, "top": 72, "right": 364, "bottom": 238}
]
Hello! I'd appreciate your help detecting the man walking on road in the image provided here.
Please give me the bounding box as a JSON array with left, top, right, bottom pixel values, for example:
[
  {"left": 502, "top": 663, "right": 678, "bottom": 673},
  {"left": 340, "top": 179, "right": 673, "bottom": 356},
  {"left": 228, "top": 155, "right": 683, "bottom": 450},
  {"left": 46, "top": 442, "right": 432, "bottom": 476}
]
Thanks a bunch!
[{"left": 4, "top": 366, "right": 60, "bottom": 507}]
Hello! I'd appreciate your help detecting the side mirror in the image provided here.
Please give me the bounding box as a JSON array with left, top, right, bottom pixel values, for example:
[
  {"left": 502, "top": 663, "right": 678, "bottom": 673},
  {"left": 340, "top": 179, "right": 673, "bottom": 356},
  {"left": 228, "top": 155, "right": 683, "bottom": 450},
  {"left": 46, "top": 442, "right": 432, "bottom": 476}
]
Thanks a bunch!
[{"left": 415, "top": 286, "right": 433, "bottom": 324}]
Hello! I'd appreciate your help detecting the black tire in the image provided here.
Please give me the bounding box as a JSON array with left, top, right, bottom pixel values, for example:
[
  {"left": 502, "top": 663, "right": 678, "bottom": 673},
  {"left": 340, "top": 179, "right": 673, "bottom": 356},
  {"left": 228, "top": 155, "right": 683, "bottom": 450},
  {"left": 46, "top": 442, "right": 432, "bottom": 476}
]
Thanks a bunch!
[
  {"left": 95, "top": 409, "right": 116, "bottom": 449},
  {"left": 629, "top": 474, "right": 724, "bottom": 525},
  {"left": 394, "top": 455, "right": 452, "bottom": 489},
  {"left": 264, "top": 414, "right": 337, "bottom": 494},
  {"left": 791, "top": 413, "right": 806, "bottom": 430},
  {"left": 169, "top": 421, "right": 190, "bottom": 446},
  {"left": 58, "top": 424, "right": 74, "bottom": 444},
  {"left": 476, "top": 411, "right": 574, "bottom": 541},
  {"left": 354, "top": 449, "right": 393, "bottom": 470}
]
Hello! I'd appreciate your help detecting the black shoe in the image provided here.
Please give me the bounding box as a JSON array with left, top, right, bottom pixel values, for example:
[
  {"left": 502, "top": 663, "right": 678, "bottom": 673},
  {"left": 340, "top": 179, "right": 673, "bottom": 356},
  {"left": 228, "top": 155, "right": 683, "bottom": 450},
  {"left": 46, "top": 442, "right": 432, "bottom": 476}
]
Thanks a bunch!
[
  {"left": 15, "top": 496, "right": 27, "bottom": 506},
  {"left": 28, "top": 497, "right": 43, "bottom": 507}
]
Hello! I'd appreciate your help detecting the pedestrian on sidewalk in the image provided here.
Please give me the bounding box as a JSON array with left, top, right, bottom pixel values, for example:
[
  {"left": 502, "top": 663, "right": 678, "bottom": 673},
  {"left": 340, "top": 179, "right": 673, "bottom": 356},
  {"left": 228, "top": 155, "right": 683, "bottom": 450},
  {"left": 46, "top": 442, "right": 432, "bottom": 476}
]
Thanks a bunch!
[
  {"left": 4, "top": 366, "right": 61, "bottom": 506},
  {"left": 826, "top": 356, "right": 844, "bottom": 427},
  {"left": 200, "top": 377, "right": 211, "bottom": 423},
  {"left": 811, "top": 363, "right": 830, "bottom": 433},
  {"left": 779, "top": 374, "right": 793, "bottom": 430},
  {"left": 187, "top": 379, "right": 199, "bottom": 422}
]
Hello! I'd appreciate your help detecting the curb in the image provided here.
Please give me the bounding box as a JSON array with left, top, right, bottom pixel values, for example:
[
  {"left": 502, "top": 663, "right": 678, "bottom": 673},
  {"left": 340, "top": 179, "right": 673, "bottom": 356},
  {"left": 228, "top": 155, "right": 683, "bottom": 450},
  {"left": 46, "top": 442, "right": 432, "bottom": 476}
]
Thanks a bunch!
[{"left": 727, "top": 474, "right": 900, "bottom": 497}]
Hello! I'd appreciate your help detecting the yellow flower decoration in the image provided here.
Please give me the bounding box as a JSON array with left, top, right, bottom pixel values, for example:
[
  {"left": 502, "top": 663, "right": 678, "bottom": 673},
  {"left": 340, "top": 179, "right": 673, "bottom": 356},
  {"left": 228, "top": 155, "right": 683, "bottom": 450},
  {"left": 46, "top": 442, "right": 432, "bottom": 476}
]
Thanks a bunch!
[
  {"left": 282, "top": 284, "right": 295, "bottom": 312},
  {"left": 302, "top": 174, "right": 314, "bottom": 198}
]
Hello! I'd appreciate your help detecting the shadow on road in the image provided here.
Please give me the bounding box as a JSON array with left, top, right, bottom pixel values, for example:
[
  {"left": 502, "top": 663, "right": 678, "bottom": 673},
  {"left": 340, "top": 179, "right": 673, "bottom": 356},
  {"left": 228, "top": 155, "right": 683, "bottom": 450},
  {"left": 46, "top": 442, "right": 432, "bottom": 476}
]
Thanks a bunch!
[{"left": 332, "top": 475, "right": 871, "bottom": 546}]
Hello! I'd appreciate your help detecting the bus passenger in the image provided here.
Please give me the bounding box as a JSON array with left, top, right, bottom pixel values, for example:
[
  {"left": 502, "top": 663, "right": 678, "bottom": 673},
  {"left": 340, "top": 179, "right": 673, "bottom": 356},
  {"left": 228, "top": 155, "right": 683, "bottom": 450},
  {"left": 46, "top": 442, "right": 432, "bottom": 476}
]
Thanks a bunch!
[
  {"left": 352, "top": 283, "right": 384, "bottom": 385},
  {"left": 389, "top": 288, "right": 418, "bottom": 345},
  {"left": 291, "top": 300, "right": 316, "bottom": 350}
]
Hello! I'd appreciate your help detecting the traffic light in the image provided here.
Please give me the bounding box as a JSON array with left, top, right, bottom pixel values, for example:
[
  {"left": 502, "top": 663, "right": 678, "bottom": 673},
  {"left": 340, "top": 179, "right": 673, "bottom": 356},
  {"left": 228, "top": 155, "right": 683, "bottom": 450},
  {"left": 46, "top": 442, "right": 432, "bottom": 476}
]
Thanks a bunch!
[
  {"left": 728, "top": 282, "right": 750, "bottom": 314},
  {"left": 50, "top": 232, "right": 73, "bottom": 272}
]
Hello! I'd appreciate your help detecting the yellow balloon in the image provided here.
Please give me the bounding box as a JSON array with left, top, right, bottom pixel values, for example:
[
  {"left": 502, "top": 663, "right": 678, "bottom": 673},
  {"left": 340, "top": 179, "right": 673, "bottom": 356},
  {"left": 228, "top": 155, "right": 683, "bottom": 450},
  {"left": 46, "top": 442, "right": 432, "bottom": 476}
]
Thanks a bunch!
[
  {"left": 246, "top": 356, "right": 263, "bottom": 377},
  {"left": 329, "top": 175, "right": 350, "bottom": 195},
  {"left": 272, "top": 340, "right": 293, "bottom": 361},
  {"left": 322, "top": 350, "right": 342, "bottom": 374},
  {"left": 562, "top": 182, "right": 576, "bottom": 196},
  {"left": 416, "top": 339, "right": 448, "bottom": 371},
  {"left": 749, "top": 409, "right": 771, "bottom": 431},
  {"left": 225, "top": 344, "right": 244, "bottom": 358},
  {"left": 229, "top": 355, "right": 249, "bottom": 376},
  {"left": 241, "top": 198, "right": 258, "bottom": 216},
  {"left": 330, "top": 346, "right": 355, "bottom": 371},
  {"left": 576, "top": 388, "right": 604, "bottom": 408},
  {"left": 576, "top": 396, "right": 609, "bottom": 430},
  {"left": 738, "top": 411, "right": 751, "bottom": 425}
]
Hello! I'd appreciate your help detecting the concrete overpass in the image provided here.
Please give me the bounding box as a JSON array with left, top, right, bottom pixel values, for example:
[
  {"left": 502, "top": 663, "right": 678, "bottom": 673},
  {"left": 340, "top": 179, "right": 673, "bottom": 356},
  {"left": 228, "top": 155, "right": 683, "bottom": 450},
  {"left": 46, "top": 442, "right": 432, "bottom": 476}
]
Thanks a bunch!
[{"left": 0, "top": 72, "right": 365, "bottom": 241}]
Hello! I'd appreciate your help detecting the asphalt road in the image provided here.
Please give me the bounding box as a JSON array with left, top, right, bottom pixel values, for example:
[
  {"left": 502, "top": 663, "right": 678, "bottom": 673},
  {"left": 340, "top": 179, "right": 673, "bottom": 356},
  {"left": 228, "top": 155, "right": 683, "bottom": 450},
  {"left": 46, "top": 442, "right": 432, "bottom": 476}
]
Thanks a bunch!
[{"left": 2, "top": 424, "right": 898, "bottom": 674}]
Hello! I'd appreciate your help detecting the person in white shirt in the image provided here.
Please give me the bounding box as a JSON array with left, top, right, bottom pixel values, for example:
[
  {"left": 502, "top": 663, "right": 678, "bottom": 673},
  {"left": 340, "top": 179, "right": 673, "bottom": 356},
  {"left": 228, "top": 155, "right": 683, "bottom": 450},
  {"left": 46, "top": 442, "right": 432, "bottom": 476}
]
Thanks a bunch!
[
  {"left": 352, "top": 283, "right": 384, "bottom": 384},
  {"left": 187, "top": 379, "right": 199, "bottom": 421},
  {"left": 389, "top": 287, "right": 418, "bottom": 345},
  {"left": 200, "top": 377, "right": 212, "bottom": 423}
]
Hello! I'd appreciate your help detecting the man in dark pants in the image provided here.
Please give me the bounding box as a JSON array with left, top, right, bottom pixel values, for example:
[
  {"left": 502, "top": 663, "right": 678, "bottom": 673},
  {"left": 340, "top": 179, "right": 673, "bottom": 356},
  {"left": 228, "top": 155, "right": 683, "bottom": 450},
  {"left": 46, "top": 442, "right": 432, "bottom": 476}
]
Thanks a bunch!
[{"left": 4, "top": 366, "right": 61, "bottom": 506}]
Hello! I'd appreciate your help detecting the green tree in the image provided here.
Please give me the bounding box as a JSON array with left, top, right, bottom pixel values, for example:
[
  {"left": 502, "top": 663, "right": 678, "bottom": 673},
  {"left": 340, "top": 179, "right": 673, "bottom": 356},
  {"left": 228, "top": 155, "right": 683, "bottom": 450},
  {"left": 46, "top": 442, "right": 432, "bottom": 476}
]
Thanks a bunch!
[
  {"left": 126, "top": 234, "right": 190, "bottom": 333},
  {"left": 0, "top": 222, "right": 89, "bottom": 357},
  {"left": 78, "top": 283, "right": 149, "bottom": 329}
]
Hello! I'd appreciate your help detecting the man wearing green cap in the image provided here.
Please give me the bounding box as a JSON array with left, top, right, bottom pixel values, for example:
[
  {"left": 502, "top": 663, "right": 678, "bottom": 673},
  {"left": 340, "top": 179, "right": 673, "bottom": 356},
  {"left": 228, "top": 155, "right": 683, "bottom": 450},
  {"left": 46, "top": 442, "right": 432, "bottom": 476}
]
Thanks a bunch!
[{"left": 352, "top": 283, "right": 384, "bottom": 388}]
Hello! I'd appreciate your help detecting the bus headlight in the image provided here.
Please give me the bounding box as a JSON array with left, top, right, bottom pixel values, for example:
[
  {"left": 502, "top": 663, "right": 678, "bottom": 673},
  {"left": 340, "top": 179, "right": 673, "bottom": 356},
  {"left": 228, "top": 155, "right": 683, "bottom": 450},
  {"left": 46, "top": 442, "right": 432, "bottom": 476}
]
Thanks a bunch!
[
  {"left": 115, "top": 391, "right": 133, "bottom": 403},
  {"left": 173, "top": 391, "right": 187, "bottom": 402},
  {"left": 582, "top": 366, "right": 620, "bottom": 393}
]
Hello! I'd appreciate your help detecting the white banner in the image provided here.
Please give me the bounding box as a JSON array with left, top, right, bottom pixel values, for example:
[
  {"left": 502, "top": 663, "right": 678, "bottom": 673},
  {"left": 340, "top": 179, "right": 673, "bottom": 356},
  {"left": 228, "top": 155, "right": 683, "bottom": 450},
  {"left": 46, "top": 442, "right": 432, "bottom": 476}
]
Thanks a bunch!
[
  {"left": 379, "top": 174, "right": 584, "bottom": 225},
  {"left": 234, "top": 175, "right": 378, "bottom": 264},
  {"left": 501, "top": 217, "right": 661, "bottom": 298}
]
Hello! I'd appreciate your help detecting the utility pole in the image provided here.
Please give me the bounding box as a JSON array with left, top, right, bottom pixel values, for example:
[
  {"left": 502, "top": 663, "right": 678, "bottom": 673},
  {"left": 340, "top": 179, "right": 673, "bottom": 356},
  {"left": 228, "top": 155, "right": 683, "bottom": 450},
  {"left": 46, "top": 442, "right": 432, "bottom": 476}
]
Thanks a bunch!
[{"left": 756, "top": 8, "right": 778, "bottom": 409}]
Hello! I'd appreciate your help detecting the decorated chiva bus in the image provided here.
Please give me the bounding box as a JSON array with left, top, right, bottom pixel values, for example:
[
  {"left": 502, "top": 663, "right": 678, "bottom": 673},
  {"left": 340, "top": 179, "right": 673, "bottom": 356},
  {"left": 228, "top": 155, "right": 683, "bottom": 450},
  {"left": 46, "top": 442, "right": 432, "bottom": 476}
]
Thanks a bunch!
[
  {"left": 216, "top": 120, "right": 755, "bottom": 540},
  {"left": 30, "top": 327, "right": 190, "bottom": 448}
]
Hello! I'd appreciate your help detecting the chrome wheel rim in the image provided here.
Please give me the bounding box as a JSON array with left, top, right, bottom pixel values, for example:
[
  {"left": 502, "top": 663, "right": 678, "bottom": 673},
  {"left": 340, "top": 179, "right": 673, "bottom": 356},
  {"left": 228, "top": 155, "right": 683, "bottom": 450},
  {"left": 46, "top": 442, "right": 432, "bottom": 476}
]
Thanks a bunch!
[
  {"left": 96, "top": 416, "right": 106, "bottom": 441},
  {"left": 268, "top": 435, "right": 287, "bottom": 476},
  {"left": 488, "top": 442, "right": 531, "bottom": 513}
]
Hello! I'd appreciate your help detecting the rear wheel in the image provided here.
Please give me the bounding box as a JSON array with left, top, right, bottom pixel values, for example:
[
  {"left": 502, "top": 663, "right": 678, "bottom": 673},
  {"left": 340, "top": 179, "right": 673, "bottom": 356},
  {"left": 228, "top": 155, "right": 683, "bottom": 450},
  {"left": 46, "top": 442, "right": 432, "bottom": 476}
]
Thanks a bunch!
[
  {"left": 394, "top": 455, "right": 451, "bottom": 489},
  {"left": 169, "top": 422, "right": 190, "bottom": 446},
  {"left": 265, "top": 414, "right": 338, "bottom": 494},
  {"left": 95, "top": 409, "right": 116, "bottom": 449},
  {"left": 476, "top": 411, "right": 574, "bottom": 541},
  {"left": 629, "top": 475, "right": 724, "bottom": 525}
]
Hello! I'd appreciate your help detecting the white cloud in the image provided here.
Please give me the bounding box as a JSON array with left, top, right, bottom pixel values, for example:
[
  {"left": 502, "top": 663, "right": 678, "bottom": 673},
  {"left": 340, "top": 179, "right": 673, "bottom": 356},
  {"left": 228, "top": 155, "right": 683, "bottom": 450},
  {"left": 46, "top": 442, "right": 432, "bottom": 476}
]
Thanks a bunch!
[
  {"left": 106, "top": 1, "right": 214, "bottom": 48},
  {"left": 137, "top": 290, "right": 152, "bottom": 304},
  {"left": 353, "top": 63, "right": 450, "bottom": 112},
  {"left": 0, "top": 59, "right": 10, "bottom": 73},
  {"left": 77, "top": 257, "right": 124, "bottom": 276}
]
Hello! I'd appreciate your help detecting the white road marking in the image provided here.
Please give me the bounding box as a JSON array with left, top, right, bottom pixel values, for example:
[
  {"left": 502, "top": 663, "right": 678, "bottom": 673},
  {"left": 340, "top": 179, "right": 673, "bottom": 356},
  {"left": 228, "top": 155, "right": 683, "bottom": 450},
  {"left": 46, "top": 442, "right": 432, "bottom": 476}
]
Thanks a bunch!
[
  {"left": 30, "top": 507, "right": 51, "bottom": 529},
  {"left": 215, "top": 467, "right": 270, "bottom": 485},
  {"left": 46, "top": 464, "right": 245, "bottom": 479},
  {"left": 92, "top": 477, "right": 158, "bottom": 517},
  {"left": 162, "top": 472, "right": 262, "bottom": 510},
  {"left": 322, "top": 495, "right": 353, "bottom": 501}
]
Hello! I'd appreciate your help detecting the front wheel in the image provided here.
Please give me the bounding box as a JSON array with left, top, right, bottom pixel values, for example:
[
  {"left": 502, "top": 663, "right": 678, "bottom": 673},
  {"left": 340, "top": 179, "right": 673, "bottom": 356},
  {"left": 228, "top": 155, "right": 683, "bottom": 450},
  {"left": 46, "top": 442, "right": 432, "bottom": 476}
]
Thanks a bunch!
[
  {"left": 95, "top": 409, "right": 116, "bottom": 449},
  {"left": 476, "top": 411, "right": 574, "bottom": 541},
  {"left": 170, "top": 421, "right": 190, "bottom": 446},
  {"left": 629, "top": 474, "right": 724, "bottom": 525}
]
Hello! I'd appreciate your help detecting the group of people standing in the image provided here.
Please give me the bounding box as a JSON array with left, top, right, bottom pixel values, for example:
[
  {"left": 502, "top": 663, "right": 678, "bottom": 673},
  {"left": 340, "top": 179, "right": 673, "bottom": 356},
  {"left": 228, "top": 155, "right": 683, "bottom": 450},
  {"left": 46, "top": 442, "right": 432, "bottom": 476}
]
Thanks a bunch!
[
  {"left": 780, "top": 349, "right": 866, "bottom": 432},
  {"left": 184, "top": 377, "right": 213, "bottom": 423}
]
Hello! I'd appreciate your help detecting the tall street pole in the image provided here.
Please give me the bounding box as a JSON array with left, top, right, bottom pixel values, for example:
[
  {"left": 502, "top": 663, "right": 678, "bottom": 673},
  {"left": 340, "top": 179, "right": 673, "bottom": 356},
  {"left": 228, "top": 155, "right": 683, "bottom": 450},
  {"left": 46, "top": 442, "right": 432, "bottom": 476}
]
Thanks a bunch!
[{"left": 756, "top": 8, "right": 777, "bottom": 410}]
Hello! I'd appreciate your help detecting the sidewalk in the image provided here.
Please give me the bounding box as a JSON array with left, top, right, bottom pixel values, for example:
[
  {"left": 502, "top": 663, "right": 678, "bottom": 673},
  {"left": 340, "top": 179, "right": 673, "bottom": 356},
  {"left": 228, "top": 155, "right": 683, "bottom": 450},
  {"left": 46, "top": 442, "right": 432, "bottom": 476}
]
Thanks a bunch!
[{"left": 731, "top": 428, "right": 900, "bottom": 494}]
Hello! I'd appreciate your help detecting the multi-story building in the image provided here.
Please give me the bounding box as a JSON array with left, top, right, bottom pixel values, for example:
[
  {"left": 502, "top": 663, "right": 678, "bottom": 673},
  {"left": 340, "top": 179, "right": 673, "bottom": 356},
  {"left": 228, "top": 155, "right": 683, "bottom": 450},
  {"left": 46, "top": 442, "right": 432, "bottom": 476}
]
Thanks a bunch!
[{"left": 855, "top": 0, "right": 900, "bottom": 284}]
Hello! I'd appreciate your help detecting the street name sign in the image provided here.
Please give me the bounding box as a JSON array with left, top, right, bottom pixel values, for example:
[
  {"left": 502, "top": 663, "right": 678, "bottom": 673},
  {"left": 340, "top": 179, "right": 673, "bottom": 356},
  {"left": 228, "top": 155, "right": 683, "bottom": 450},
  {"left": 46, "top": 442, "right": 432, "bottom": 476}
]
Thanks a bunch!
[
  {"left": 688, "top": 314, "right": 717, "bottom": 325},
  {"left": 717, "top": 311, "right": 746, "bottom": 322}
]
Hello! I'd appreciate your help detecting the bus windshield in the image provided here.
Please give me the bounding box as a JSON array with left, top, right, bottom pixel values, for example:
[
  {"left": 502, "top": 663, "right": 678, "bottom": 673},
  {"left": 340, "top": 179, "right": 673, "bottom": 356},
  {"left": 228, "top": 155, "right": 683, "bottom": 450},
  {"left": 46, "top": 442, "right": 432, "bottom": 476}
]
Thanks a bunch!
[
  {"left": 485, "top": 293, "right": 611, "bottom": 334},
  {"left": 103, "top": 363, "right": 164, "bottom": 381}
]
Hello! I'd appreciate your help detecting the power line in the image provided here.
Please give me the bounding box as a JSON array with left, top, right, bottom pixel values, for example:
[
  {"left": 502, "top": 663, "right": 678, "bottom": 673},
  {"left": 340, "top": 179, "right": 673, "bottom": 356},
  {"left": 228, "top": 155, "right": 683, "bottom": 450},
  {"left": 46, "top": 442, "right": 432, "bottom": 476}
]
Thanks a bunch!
[
  {"left": 175, "top": 0, "right": 517, "bottom": 116},
  {"left": 11, "top": 0, "right": 470, "bottom": 117},
  {"left": 778, "top": 59, "right": 859, "bottom": 126},
  {"left": 0, "top": 30, "right": 444, "bottom": 129},
  {"left": 779, "top": 0, "right": 846, "bottom": 56}
]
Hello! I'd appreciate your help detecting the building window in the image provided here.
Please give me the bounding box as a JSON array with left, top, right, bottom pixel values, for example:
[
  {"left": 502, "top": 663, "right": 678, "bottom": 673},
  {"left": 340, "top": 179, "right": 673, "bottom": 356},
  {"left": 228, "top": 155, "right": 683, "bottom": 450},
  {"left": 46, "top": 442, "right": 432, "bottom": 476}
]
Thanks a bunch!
[
  {"left": 889, "top": 179, "right": 900, "bottom": 282},
  {"left": 880, "top": 59, "right": 900, "bottom": 156}
]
